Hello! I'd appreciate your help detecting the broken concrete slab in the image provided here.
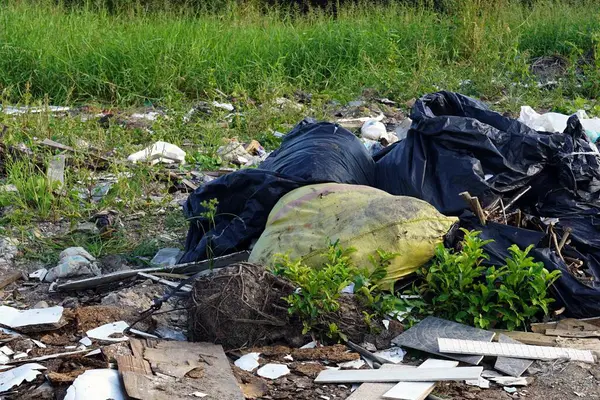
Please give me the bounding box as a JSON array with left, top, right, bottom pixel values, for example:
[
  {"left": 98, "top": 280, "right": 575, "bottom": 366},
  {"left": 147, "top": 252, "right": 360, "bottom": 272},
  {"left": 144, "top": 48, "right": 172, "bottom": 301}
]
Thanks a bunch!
[
  {"left": 0, "top": 306, "right": 65, "bottom": 333},
  {"left": 392, "top": 317, "right": 494, "bottom": 365}
]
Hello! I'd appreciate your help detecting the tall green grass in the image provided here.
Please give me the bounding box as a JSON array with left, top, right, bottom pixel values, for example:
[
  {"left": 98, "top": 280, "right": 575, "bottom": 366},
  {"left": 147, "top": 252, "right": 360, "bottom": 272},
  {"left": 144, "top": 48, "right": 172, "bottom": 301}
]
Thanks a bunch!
[{"left": 0, "top": 0, "right": 599, "bottom": 104}]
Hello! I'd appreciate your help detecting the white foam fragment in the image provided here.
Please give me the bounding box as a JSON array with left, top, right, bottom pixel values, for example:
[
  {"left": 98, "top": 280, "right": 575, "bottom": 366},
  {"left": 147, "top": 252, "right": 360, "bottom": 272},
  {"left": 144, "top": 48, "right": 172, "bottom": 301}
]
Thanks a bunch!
[
  {"left": 86, "top": 321, "right": 129, "bottom": 342},
  {"left": 234, "top": 352, "right": 260, "bottom": 371},
  {"left": 64, "top": 369, "right": 125, "bottom": 400},
  {"left": 0, "top": 364, "right": 46, "bottom": 392},
  {"left": 257, "top": 363, "right": 290, "bottom": 380}
]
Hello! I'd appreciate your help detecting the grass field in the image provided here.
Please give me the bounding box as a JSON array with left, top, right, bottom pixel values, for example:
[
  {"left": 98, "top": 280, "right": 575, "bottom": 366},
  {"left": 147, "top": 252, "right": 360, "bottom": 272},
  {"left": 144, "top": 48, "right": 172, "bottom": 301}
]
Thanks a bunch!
[
  {"left": 1, "top": 0, "right": 599, "bottom": 106},
  {"left": 1, "top": 0, "right": 600, "bottom": 261}
]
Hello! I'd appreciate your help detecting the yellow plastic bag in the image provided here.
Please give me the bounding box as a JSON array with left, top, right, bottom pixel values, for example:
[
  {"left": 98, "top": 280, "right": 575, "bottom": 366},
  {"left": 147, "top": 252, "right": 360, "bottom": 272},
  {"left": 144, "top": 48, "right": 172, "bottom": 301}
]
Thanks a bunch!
[{"left": 249, "top": 183, "right": 457, "bottom": 289}]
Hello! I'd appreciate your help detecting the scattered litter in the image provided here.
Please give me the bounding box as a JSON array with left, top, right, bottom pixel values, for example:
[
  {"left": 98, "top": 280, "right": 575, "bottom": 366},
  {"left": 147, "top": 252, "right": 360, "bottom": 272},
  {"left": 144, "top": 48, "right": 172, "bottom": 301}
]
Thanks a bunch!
[
  {"left": 361, "top": 119, "right": 387, "bottom": 140},
  {"left": 338, "top": 359, "right": 366, "bottom": 369},
  {"left": 437, "top": 338, "right": 595, "bottom": 363},
  {"left": 31, "top": 340, "right": 46, "bottom": 349},
  {"left": 234, "top": 353, "right": 260, "bottom": 371},
  {"left": 47, "top": 154, "right": 66, "bottom": 188},
  {"left": 257, "top": 363, "right": 290, "bottom": 379},
  {"left": 212, "top": 101, "right": 234, "bottom": 111},
  {"left": 191, "top": 392, "right": 208, "bottom": 398},
  {"left": 86, "top": 321, "right": 129, "bottom": 342},
  {"left": 151, "top": 248, "right": 184, "bottom": 267},
  {"left": 0, "top": 363, "right": 46, "bottom": 392},
  {"left": 0, "top": 347, "right": 13, "bottom": 356},
  {"left": 488, "top": 376, "right": 530, "bottom": 386},
  {"left": 85, "top": 349, "right": 102, "bottom": 357},
  {"left": 394, "top": 118, "right": 412, "bottom": 141},
  {"left": 1, "top": 105, "right": 70, "bottom": 115},
  {"left": 504, "top": 387, "right": 518, "bottom": 394},
  {"left": 127, "top": 141, "right": 186, "bottom": 165},
  {"left": 217, "top": 141, "right": 258, "bottom": 166},
  {"left": 301, "top": 341, "right": 318, "bottom": 349},
  {"left": 519, "top": 106, "right": 600, "bottom": 141},
  {"left": 0, "top": 305, "right": 64, "bottom": 332},
  {"left": 64, "top": 369, "right": 126, "bottom": 400},
  {"left": 284, "top": 354, "right": 294, "bottom": 361},
  {"left": 44, "top": 247, "right": 100, "bottom": 283},
  {"left": 372, "top": 347, "right": 405, "bottom": 364},
  {"left": 131, "top": 111, "right": 161, "bottom": 121},
  {"left": 465, "top": 376, "right": 490, "bottom": 389}
]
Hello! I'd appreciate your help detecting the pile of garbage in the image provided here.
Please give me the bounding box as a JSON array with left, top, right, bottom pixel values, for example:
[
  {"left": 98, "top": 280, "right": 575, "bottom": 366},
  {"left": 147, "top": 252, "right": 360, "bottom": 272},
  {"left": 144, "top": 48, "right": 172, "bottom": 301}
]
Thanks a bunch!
[{"left": 3, "top": 91, "right": 600, "bottom": 399}]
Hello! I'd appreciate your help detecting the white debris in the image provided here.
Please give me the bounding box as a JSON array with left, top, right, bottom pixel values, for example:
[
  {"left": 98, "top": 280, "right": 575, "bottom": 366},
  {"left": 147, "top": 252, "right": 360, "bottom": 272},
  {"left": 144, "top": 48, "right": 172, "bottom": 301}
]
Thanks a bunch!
[
  {"left": 341, "top": 283, "right": 355, "bottom": 294},
  {"left": 13, "top": 353, "right": 28, "bottom": 360},
  {"left": 191, "top": 392, "right": 208, "bottom": 398},
  {"left": 361, "top": 119, "right": 387, "bottom": 140},
  {"left": 0, "top": 354, "right": 9, "bottom": 364},
  {"left": 212, "top": 101, "right": 234, "bottom": 111},
  {"left": 86, "top": 321, "right": 129, "bottom": 342},
  {"left": 0, "top": 305, "right": 63, "bottom": 330},
  {"left": 490, "top": 376, "right": 529, "bottom": 386},
  {"left": 217, "top": 142, "right": 255, "bottom": 166},
  {"left": 127, "top": 141, "right": 186, "bottom": 165},
  {"left": 84, "top": 349, "right": 102, "bottom": 357},
  {"left": 131, "top": 112, "right": 161, "bottom": 121},
  {"left": 519, "top": 106, "right": 600, "bottom": 141},
  {"left": 45, "top": 247, "right": 100, "bottom": 283},
  {"left": 300, "top": 341, "right": 318, "bottom": 349},
  {"left": 1, "top": 106, "right": 70, "bottom": 115},
  {"left": 283, "top": 355, "right": 294, "bottom": 361},
  {"left": 257, "top": 363, "right": 290, "bottom": 379},
  {"left": 372, "top": 347, "right": 405, "bottom": 364},
  {"left": 382, "top": 320, "right": 390, "bottom": 330},
  {"left": 31, "top": 340, "right": 46, "bottom": 349},
  {"left": 504, "top": 387, "right": 518, "bottom": 394},
  {"left": 0, "top": 346, "right": 14, "bottom": 356},
  {"left": 234, "top": 352, "right": 260, "bottom": 371},
  {"left": 0, "top": 363, "right": 46, "bottom": 392},
  {"left": 64, "top": 369, "right": 126, "bottom": 400},
  {"left": 29, "top": 269, "right": 48, "bottom": 281},
  {"left": 337, "top": 359, "right": 366, "bottom": 369},
  {"left": 465, "top": 376, "right": 490, "bottom": 388}
]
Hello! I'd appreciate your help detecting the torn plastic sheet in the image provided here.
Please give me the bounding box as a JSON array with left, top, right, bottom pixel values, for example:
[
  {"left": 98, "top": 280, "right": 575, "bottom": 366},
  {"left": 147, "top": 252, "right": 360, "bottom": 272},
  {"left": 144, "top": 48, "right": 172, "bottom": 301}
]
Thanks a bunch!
[
  {"left": 519, "top": 106, "right": 600, "bottom": 142},
  {"left": 0, "top": 363, "right": 46, "bottom": 393},
  {"left": 64, "top": 369, "right": 126, "bottom": 400}
]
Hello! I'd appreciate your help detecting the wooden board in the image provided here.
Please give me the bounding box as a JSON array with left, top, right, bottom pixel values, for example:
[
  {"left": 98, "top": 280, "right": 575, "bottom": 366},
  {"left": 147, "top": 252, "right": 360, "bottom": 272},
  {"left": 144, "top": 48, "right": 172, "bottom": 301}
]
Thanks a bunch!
[
  {"left": 0, "top": 272, "right": 23, "bottom": 291},
  {"left": 493, "top": 331, "right": 557, "bottom": 347},
  {"left": 545, "top": 329, "right": 600, "bottom": 338},
  {"left": 116, "top": 355, "right": 152, "bottom": 375},
  {"left": 392, "top": 317, "right": 494, "bottom": 365},
  {"left": 314, "top": 367, "right": 484, "bottom": 384},
  {"left": 382, "top": 359, "right": 458, "bottom": 400},
  {"left": 438, "top": 338, "right": 595, "bottom": 363},
  {"left": 494, "top": 334, "right": 533, "bottom": 377}
]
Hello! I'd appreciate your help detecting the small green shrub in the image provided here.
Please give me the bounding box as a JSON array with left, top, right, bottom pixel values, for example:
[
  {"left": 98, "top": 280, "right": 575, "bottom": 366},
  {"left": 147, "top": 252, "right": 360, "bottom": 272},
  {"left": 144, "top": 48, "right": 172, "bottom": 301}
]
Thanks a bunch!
[{"left": 413, "top": 229, "right": 561, "bottom": 330}]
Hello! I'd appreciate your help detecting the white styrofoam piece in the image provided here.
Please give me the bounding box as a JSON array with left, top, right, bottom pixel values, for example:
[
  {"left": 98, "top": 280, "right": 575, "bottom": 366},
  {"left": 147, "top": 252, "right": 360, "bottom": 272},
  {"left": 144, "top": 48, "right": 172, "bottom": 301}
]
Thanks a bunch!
[
  {"left": 0, "top": 346, "right": 14, "bottom": 356},
  {"left": 257, "top": 363, "right": 290, "bottom": 379},
  {"left": 0, "top": 363, "right": 46, "bottom": 392},
  {"left": 338, "top": 359, "right": 366, "bottom": 369},
  {"left": 315, "top": 367, "right": 484, "bottom": 383},
  {"left": 373, "top": 348, "right": 405, "bottom": 364},
  {"left": 437, "top": 338, "right": 595, "bottom": 363},
  {"left": 29, "top": 269, "right": 48, "bottom": 281},
  {"left": 465, "top": 376, "right": 490, "bottom": 389},
  {"left": 31, "top": 340, "right": 46, "bottom": 349},
  {"left": 64, "top": 369, "right": 125, "bottom": 400},
  {"left": 0, "top": 354, "right": 9, "bottom": 364},
  {"left": 0, "top": 306, "right": 63, "bottom": 329},
  {"left": 79, "top": 337, "right": 92, "bottom": 347},
  {"left": 86, "top": 321, "right": 129, "bottom": 342},
  {"left": 382, "top": 359, "right": 458, "bottom": 400},
  {"left": 234, "top": 352, "right": 260, "bottom": 371},
  {"left": 127, "top": 141, "right": 186, "bottom": 165}
]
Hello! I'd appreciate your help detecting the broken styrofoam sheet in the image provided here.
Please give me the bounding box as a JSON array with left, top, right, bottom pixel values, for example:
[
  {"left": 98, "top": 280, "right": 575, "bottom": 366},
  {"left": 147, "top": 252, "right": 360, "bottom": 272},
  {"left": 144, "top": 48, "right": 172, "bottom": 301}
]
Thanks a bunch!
[
  {"left": 0, "top": 306, "right": 64, "bottom": 331},
  {"left": 212, "top": 101, "right": 234, "bottom": 111},
  {"left": 86, "top": 321, "right": 129, "bottom": 342},
  {"left": 519, "top": 106, "right": 600, "bottom": 141},
  {"left": 465, "top": 376, "right": 490, "bottom": 389},
  {"left": 235, "top": 353, "right": 260, "bottom": 371},
  {"left": 437, "top": 338, "right": 596, "bottom": 363},
  {"left": 0, "top": 363, "right": 46, "bottom": 392},
  {"left": 31, "top": 340, "right": 46, "bottom": 349},
  {"left": 257, "top": 363, "right": 290, "bottom": 379},
  {"left": 64, "top": 369, "right": 126, "bottom": 400},
  {"left": 0, "top": 354, "right": 9, "bottom": 364},
  {"left": 0, "top": 347, "right": 14, "bottom": 356},
  {"left": 338, "top": 359, "right": 366, "bottom": 369},
  {"left": 300, "top": 341, "right": 319, "bottom": 349},
  {"left": 373, "top": 347, "right": 406, "bottom": 364},
  {"left": 127, "top": 141, "right": 186, "bottom": 165}
]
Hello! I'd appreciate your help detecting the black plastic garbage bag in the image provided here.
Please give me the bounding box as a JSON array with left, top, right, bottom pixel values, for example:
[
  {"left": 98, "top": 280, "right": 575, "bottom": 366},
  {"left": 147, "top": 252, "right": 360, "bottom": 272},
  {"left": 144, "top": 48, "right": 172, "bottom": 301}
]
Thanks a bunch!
[
  {"left": 375, "top": 91, "right": 600, "bottom": 216},
  {"left": 181, "top": 119, "right": 377, "bottom": 264},
  {"left": 180, "top": 169, "right": 308, "bottom": 263},
  {"left": 261, "top": 120, "right": 376, "bottom": 186}
]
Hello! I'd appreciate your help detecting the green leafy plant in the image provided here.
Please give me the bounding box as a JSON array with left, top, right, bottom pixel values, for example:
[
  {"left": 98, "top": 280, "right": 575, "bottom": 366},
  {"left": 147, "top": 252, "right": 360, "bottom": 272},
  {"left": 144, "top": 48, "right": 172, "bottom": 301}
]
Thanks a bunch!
[{"left": 412, "top": 229, "right": 561, "bottom": 330}]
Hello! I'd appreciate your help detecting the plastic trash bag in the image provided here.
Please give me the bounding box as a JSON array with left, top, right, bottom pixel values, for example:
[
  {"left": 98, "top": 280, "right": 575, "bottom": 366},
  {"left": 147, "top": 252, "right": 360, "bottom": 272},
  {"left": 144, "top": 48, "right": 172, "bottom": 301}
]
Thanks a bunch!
[
  {"left": 375, "top": 91, "right": 600, "bottom": 216},
  {"left": 260, "top": 119, "right": 376, "bottom": 186},
  {"left": 249, "top": 183, "right": 457, "bottom": 289}
]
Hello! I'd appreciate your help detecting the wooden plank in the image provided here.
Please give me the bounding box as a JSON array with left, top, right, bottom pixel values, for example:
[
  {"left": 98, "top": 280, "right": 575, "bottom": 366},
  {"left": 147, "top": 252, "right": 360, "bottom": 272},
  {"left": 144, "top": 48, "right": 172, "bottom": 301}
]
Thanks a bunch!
[
  {"left": 382, "top": 359, "right": 458, "bottom": 400},
  {"left": 41, "top": 138, "right": 74, "bottom": 152},
  {"left": 116, "top": 355, "right": 153, "bottom": 375},
  {"left": 494, "top": 334, "right": 533, "bottom": 377},
  {"left": 129, "top": 338, "right": 147, "bottom": 359},
  {"left": 314, "top": 367, "right": 484, "bottom": 384},
  {"left": 0, "top": 272, "right": 23, "bottom": 291},
  {"left": 545, "top": 329, "right": 600, "bottom": 338},
  {"left": 438, "top": 338, "right": 595, "bottom": 363}
]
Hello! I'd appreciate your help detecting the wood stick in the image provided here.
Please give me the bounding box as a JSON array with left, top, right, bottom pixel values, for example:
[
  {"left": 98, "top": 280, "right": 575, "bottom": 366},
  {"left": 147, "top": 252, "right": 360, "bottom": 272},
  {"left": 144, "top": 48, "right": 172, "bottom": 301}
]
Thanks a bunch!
[
  {"left": 550, "top": 226, "right": 564, "bottom": 262},
  {"left": 459, "top": 192, "right": 486, "bottom": 225},
  {"left": 0, "top": 272, "right": 24, "bottom": 291},
  {"left": 558, "top": 227, "right": 573, "bottom": 251}
]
